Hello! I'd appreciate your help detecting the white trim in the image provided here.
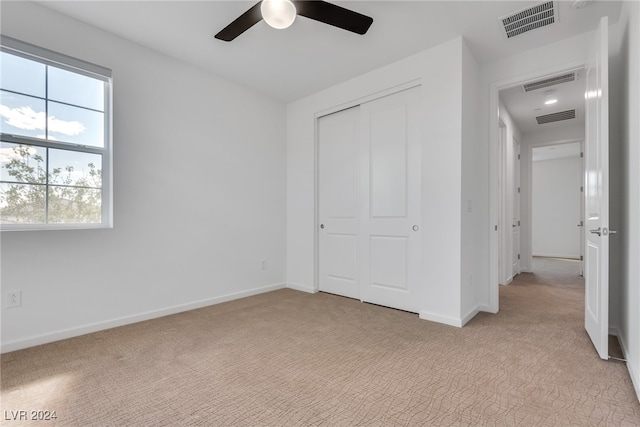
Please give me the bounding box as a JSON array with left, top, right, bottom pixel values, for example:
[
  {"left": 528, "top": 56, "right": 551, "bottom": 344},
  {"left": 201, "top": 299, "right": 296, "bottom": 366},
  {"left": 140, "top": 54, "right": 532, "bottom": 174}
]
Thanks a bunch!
[
  {"left": 0, "top": 35, "right": 112, "bottom": 79},
  {"left": 532, "top": 253, "right": 580, "bottom": 259},
  {"left": 286, "top": 282, "right": 317, "bottom": 294},
  {"left": 419, "top": 310, "right": 463, "bottom": 328},
  {"left": 460, "top": 305, "right": 487, "bottom": 326},
  {"left": 314, "top": 79, "right": 421, "bottom": 120},
  {"left": 0, "top": 283, "right": 286, "bottom": 354}
]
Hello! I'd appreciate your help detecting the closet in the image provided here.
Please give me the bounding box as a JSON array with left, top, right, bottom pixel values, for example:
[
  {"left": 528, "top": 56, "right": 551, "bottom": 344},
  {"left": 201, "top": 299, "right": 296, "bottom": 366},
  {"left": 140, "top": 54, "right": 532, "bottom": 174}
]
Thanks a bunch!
[{"left": 318, "top": 86, "right": 422, "bottom": 313}]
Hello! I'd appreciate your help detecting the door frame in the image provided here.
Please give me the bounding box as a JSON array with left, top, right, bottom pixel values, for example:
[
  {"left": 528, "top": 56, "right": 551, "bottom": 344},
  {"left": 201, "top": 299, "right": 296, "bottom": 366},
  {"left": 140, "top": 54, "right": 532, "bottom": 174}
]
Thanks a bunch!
[
  {"left": 522, "top": 138, "right": 585, "bottom": 273},
  {"left": 313, "top": 80, "right": 422, "bottom": 293},
  {"left": 513, "top": 136, "right": 521, "bottom": 277},
  {"left": 489, "top": 62, "right": 585, "bottom": 312}
]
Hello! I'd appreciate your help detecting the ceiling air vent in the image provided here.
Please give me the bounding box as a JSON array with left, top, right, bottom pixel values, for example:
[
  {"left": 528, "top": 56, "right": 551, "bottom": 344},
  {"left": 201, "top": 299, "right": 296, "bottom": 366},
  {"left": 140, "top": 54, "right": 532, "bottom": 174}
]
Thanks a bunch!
[
  {"left": 523, "top": 72, "right": 577, "bottom": 92},
  {"left": 499, "top": 1, "right": 558, "bottom": 39},
  {"left": 536, "top": 109, "right": 576, "bottom": 125}
]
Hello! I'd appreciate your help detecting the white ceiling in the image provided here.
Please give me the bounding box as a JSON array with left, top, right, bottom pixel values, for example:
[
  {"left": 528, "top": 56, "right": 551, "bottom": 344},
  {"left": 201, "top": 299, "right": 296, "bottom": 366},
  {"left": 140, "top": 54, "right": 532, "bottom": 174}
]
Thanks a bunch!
[
  {"left": 532, "top": 141, "right": 581, "bottom": 161},
  {"left": 500, "top": 67, "right": 587, "bottom": 135},
  {"left": 36, "top": 1, "right": 623, "bottom": 103}
]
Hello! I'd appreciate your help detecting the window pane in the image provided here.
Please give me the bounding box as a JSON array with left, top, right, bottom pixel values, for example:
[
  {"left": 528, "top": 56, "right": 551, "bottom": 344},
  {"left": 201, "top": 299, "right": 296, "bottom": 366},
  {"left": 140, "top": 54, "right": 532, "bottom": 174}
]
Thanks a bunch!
[
  {"left": 0, "top": 52, "right": 46, "bottom": 97},
  {"left": 49, "top": 149, "right": 101, "bottom": 188},
  {"left": 48, "top": 101, "right": 104, "bottom": 147},
  {"left": 48, "top": 186, "right": 101, "bottom": 224},
  {"left": 0, "top": 182, "right": 46, "bottom": 224},
  {"left": 0, "top": 90, "right": 46, "bottom": 138},
  {"left": 0, "top": 142, "right": 47, "bottom": 184},
  {"left": 48, "top": 66, "right": 104, "bottom": 111}
]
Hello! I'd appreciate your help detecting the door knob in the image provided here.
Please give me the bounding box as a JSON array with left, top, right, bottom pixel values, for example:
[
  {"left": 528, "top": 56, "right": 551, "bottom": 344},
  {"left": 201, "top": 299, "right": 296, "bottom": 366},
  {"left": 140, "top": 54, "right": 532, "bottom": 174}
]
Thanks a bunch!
[
  {"left": 591, "top": 227, "right": 618, "bottom": 236},
  {"left": 412, "top": 225, "right": 419, "bottom": 231},
  {"left": 320, "top": 224, "right": 324, "bottom": 229}
]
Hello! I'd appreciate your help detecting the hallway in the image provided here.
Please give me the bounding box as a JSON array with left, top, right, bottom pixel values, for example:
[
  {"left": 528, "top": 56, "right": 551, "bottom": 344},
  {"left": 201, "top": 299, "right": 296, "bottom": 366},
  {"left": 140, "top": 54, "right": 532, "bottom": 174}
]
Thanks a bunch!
[{"left": 505, "top": 256, "right": 627, "bottom": 363}]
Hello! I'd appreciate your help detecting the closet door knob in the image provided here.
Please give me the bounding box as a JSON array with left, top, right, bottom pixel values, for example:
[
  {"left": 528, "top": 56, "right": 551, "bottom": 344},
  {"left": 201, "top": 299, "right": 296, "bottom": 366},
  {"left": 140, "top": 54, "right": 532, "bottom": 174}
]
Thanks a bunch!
[
  {"left": 320, "top": 224, "right": 325, "bottom": 229},
  {"left": 412, "top": 225, "right": 419, "bottom": 231}
]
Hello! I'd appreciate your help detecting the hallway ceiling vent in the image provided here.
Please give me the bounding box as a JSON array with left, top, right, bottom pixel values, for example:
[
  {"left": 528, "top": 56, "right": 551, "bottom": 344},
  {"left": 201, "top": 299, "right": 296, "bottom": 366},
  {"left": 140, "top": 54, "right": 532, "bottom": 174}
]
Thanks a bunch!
[
  {"left": 499, "top": 1, "right": 558, "bottom": 39},
  {"left": 522, "top": 72, "right": 577, "bottom": 92},
  {"left": 536, "top": 109, "right": 576, "bottom": 125}
]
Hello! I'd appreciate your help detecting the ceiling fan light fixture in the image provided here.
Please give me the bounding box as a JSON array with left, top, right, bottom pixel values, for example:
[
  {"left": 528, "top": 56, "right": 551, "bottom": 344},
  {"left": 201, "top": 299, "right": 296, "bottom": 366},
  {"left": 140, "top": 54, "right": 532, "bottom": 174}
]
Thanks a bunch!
[{"left": 261, "top": 0, "right": 297, "bottom": 29}]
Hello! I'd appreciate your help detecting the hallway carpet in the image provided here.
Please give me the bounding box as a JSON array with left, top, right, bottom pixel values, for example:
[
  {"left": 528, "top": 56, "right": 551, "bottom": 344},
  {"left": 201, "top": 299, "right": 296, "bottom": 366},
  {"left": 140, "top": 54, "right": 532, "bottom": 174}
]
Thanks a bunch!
[{"left": 2, "top": 259, "right": 639, "bottom": 426}]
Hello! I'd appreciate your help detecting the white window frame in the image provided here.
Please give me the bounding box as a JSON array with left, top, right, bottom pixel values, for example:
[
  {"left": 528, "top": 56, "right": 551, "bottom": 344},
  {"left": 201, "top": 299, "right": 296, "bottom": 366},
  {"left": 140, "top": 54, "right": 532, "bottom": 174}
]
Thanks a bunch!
[{"left": 0, "top": 36, "right": 113, "bottom": 231}]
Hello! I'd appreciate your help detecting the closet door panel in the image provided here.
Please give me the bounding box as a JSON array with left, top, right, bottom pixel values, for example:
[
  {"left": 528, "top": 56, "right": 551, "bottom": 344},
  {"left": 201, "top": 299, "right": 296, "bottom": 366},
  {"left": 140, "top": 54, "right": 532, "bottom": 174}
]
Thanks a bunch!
[{"left": 318, "top": 106, "right": 360, "bottom": 299}]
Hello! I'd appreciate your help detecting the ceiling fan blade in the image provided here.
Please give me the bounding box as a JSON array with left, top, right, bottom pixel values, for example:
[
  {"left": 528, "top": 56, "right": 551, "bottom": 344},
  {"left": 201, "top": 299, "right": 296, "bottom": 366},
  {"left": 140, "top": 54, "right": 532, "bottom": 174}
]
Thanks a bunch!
[
  {"left": 293, "top": 1, "right": 373, "bottom": 35},
  {"left": 215, "top": 2, "right": 263, "bottom": 42}
]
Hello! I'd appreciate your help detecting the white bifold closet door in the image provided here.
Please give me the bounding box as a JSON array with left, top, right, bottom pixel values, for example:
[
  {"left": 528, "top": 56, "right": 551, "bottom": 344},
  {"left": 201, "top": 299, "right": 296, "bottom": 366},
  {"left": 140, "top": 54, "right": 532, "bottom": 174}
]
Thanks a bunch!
[{"left": 318, "top": 87, "right": 422, "bottom": 313}]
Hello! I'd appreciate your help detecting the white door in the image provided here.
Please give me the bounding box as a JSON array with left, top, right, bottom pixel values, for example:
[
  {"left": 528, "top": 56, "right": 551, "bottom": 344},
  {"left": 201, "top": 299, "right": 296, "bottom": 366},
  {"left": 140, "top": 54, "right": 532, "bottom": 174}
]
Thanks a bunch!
[
  {"left": 318, "top": 106, "right": 360, "bottom": 299},
  {"left": 580, "top": 142, "right": 585, "bottom": 276},
  {"left": 584, "top": 16, "right": 609, "bottom": 360},
  {"left": 318, "top": 87, "right": 422, "bottom": 313},
  {"left": 512, "top": 138, "right": 521, "bottom": 276},
  {"left": 359, "top": 88, "right": 422, "bottom": 313}
]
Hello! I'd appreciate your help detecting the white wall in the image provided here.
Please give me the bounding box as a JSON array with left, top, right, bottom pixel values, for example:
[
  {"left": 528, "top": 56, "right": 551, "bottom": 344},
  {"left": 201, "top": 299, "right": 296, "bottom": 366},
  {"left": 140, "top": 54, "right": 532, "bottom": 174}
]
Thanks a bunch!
[
  {"left": 286, "top": 37, "right": 478, "bottom": 327},
  {"left": 612, "top": 0, "right": 640, "bottom": 402},
  {"left": 460, "top": 41, "right": 486, "bottom": 321},
  {"left": 0, "top": 2, "right": 287, "bottom": 352},
  {"left": 531, "top": 156, "right": 582, "bottom": 258}
]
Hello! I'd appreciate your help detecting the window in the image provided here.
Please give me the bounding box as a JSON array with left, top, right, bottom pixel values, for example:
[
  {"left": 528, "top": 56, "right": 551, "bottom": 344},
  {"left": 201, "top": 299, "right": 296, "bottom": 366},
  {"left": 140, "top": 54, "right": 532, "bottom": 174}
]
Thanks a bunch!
[{"left": 0, "top": 36, "right": 112, "bottom": 230}]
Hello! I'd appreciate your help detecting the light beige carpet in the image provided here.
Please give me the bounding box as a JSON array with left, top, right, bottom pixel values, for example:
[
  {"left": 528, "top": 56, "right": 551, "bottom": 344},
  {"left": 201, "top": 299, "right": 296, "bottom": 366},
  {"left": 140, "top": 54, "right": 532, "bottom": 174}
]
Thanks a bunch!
[{"left": 2, "top": 258, "right": 639, "bottom": 426}]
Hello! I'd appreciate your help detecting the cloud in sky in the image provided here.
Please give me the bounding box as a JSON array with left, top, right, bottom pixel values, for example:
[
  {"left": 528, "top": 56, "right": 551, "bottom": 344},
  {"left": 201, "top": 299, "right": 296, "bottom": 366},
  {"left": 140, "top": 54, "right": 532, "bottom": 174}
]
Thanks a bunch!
[
  {"left": 0, "top": 146, "right": 38, "bottom": 164},
  {"left": 0, "top": 104, "right": 85, "bottom": 136}
]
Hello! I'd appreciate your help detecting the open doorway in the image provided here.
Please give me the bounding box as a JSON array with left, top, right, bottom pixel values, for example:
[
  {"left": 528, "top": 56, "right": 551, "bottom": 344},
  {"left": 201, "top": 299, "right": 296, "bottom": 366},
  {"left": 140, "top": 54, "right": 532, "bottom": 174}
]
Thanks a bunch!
[
  {"left": 496, "top": 68, "right": 586, "bottom": 285},
  {"left": 531, "top": 142, "right": 584, "bottom": 277},
  {"left": 489, "top": 17, "right": 612, "bottom": 361}
]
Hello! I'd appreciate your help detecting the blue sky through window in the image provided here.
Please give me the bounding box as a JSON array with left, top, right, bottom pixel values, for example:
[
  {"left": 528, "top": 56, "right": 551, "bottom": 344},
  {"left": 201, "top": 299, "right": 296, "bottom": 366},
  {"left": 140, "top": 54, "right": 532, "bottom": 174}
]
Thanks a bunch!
[
  {"left": 0, "top": 49, "right": 106, "bottom": 224},
  {"left": 0, "top": 51, "right": 105, "bottom": 148}
]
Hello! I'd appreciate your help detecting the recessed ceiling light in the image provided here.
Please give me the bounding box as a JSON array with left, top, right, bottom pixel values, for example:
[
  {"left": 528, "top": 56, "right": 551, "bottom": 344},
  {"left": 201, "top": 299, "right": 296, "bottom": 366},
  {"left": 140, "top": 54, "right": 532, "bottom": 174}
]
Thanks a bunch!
[{"left": 545, "top": 99, "right": 558, "bottom": 105}]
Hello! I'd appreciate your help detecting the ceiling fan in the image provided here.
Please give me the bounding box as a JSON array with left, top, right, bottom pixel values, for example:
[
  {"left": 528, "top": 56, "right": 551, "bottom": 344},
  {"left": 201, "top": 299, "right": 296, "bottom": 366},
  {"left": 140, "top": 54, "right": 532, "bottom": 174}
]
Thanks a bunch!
[{"left": 215, "top": 0, "right": 374, "bottom": 42}]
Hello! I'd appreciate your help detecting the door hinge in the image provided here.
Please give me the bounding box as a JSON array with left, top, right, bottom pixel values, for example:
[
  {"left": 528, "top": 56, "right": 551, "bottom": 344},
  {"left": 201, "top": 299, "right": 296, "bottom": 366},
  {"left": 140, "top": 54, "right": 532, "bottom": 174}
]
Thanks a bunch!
[
  {"left": 518, "top": 254, "right": 520, "bottom": 259},
  {"left": 494, "top": 225, "right": 498, "bottom": 231},
  {"left": 580, "top": 255, "right": 584, "bottom": 261},
  {"left": 518, "top": 154, "right": 521, "bottom": 160},
  {"left": 580, "top": 152, "right": 584, "bottom": 158},
  {"left": 581, "top": 186, "right": 584, "bottom": 192},
  {"left": 517, "top": 187, "right": 520, "bottom": 193},
  {"left": 518, "top": 220, "right": 521, "bottom": 226}
]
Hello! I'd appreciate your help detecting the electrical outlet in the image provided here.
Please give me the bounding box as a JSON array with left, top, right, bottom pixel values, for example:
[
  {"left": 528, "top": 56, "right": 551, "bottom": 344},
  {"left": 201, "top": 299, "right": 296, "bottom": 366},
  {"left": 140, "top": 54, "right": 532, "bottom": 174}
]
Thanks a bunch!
[
  {"left": 260, "top": 259, "right": 267, "bottom": 270},
  {"left": 6, "top": 290, "right": 21, "bottom": 308}
]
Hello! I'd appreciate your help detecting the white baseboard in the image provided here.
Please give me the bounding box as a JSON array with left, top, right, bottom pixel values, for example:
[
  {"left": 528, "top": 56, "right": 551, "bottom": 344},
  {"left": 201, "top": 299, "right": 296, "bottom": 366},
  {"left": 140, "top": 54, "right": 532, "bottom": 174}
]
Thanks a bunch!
[
  {"left": 532, "top": 253, "right": 580, "bottom": 259},
  {"left": 419, "top": 310, "right": 463, "bottom": 328},
  {"left": 461, "top": 307, "right": 479, "bottom": 326},
  {"left": 478, "top": 303, "right": 497, "bottom": 315},
  {"left": 286, "top": 283, "right": 317, "bottom": 294},
  {"left": 0, "top": 283, "right": 286, "bottom": 354},
  {"left": 614, "top": 327, "right": 640, "bottom": 403}
]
